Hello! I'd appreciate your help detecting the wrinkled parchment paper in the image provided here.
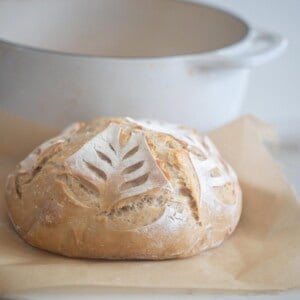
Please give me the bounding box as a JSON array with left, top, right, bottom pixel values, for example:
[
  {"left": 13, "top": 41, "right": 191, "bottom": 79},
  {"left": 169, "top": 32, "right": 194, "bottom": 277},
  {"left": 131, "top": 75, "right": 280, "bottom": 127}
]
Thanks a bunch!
[{"left": 0, "top": 111, "right": 299, "bottom": 293}]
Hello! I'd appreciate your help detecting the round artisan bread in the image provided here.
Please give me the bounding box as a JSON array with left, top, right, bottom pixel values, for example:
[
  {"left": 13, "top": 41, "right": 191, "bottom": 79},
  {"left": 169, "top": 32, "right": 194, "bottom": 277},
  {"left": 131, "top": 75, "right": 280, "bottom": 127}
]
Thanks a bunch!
[{"left": 5, "top": 117, "right": 242, "bottom": 259}]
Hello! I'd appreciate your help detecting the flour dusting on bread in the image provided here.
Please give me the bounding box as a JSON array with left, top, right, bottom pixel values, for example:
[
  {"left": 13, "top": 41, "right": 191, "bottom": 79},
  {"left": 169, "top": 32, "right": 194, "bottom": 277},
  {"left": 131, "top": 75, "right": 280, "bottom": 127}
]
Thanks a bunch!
[
  {"left": 126, "top": 117, "right": 207, "bottom": 152},
  {"left": 19, "top": 122, "right": 82, "bottom": 174},
  {"left": 6, "top": 117, "right": 242, "bottom": 260},
  {"left": 66, "top": 123, "right": 173, "bottom": 205},
  {"left": 127, "top": 117, "right": 239, "bottom": 198}
]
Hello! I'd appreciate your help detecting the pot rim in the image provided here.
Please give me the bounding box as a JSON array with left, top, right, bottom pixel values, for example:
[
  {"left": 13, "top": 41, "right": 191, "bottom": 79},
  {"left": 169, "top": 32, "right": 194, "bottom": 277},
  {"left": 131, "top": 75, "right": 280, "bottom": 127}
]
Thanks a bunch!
[{"left": 0, "top": 0, "right": 251, "bottom": 62}]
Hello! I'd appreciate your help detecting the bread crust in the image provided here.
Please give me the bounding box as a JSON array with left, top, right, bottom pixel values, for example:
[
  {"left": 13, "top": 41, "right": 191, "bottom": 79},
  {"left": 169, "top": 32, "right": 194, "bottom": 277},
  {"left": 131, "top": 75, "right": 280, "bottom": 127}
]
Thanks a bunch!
[{"left": 6, "top": 118, "right": 242, "bottom": 259}]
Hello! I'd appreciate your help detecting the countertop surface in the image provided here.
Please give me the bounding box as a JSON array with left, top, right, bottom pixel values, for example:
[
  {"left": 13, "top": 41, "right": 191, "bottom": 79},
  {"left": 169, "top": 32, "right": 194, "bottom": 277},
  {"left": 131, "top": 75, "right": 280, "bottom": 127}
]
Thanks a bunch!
[{"left": 5, "top": 288, "right": 300, "bottom": 300}]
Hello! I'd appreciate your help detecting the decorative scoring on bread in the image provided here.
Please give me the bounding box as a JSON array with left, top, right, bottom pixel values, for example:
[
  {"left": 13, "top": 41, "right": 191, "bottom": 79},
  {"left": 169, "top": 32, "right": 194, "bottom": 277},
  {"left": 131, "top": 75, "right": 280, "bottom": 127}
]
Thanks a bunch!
[
  {"left": 65, "top": 123, "right": 173, "bottom": 208},
  {"left": 127, "top": 118, "right": 238, "bottom": 208},
  {"left": 6, "top": 117, "right": 242, "bottom": 260},
  {"left": 18, "top": 122, "right": 82, "bottom": 174},
  {"left": 189, "top": 152, "right": 233, "bottom": 212},
  {"left": 126, "top": 117, "right": 207, "bottom": 152}
]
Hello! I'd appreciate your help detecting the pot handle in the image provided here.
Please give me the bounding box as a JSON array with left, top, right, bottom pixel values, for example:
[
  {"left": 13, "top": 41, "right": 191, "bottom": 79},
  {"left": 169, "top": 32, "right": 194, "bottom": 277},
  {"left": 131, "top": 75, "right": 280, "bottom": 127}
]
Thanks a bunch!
[{"left": 201, "top": 29, "right": 288, "bottom": 69}]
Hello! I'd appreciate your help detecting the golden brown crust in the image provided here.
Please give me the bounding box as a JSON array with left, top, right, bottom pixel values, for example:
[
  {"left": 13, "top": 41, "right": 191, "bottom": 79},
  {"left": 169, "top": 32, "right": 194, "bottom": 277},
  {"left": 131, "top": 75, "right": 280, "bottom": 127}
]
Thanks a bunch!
[{"left": 6, "top": 118, "right": 242, "bottom": 259}]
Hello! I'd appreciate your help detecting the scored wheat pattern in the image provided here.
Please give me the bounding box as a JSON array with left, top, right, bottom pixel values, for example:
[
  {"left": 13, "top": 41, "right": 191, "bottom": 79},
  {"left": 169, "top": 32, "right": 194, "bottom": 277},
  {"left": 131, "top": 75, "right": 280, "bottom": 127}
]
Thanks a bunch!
[{"left": 66, "top": 123, "right": 172, "bottom": 201}]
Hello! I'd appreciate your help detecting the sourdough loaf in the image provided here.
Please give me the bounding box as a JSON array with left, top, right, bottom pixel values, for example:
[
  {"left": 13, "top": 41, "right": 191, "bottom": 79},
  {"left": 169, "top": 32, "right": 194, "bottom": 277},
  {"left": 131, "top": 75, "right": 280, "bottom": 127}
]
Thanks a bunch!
[{"left": 6, "top": 117, "right": 242, "bottom": 259}]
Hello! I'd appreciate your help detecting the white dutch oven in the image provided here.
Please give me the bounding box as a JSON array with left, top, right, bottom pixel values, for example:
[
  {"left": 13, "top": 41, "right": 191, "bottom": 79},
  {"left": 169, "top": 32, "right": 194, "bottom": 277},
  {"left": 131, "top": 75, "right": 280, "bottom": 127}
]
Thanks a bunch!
[{"left": 0, "top": 0, "right": 287, "bottom": 131}]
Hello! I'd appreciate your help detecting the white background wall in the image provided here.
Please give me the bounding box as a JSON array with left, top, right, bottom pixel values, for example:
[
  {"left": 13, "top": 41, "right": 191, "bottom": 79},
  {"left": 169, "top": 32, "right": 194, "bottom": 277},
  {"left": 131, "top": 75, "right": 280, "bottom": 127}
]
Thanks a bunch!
[{"left": 196, "top": 0, "right": 300, "bottom": 141}]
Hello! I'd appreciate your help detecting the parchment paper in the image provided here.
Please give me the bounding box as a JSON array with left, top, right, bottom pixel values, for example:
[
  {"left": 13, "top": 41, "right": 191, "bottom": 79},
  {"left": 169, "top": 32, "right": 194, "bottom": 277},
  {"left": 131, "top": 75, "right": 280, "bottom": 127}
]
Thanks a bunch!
[{"left": 0, "top": 111, "right": 299, "bottom": 293}]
